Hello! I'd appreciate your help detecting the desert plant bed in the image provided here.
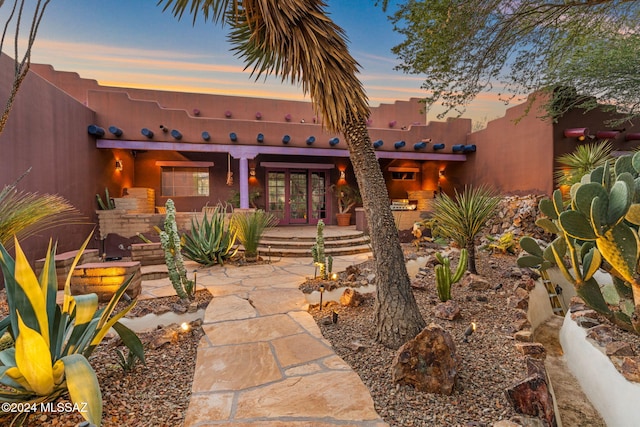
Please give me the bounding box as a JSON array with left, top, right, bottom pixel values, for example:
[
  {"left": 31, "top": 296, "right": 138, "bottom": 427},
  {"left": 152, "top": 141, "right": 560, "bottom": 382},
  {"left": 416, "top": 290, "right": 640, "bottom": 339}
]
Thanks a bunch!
[{"left": 0, "top": 289, "right": 212, "bottom": 427}]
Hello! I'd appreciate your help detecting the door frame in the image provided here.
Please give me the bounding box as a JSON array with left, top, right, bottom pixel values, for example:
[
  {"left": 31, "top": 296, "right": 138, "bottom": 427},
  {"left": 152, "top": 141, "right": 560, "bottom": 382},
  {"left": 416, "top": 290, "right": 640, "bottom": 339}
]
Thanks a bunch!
[{"left": 265, "top": 166, "right": 332, "bottom": 225}]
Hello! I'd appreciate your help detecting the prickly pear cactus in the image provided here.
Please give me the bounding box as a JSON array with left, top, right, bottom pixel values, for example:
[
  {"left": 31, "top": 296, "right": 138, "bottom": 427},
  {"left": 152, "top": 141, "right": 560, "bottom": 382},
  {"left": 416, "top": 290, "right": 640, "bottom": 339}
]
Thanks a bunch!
[{"left": 518, "top": 152, "right": 640, "bottom": 333}]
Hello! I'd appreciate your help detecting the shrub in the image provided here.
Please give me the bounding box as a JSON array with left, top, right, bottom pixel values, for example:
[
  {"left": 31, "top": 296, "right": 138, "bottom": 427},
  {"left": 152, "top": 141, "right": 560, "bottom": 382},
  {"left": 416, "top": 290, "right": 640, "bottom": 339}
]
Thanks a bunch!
[
  {"left": 432, "top": 186, "right": 500, "bottom": 274},
  {"left": 0, "top": 235, "right": 144, "bottom": 426},
  {"left": 231, "top": 209, "right": 278, "bottom": 261},
  {"left": 182, "top": 204, "right": 238, "bottom": 266}
]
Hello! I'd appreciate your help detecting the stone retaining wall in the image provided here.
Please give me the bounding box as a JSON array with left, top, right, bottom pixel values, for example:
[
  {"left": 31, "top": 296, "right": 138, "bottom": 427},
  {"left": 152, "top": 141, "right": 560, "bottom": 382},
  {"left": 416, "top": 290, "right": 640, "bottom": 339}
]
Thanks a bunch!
[
  {"left": 70, "top": 261, "right": 142, "bottom": 302},
  {"left": 97, "top": 210, "right": 203, "bottom": 239},
  {"left": 483, "top": 194, "right": 550, "bottom": 241},
  {"left": 35, "top": 249, "right": 100, "bottom": 290},
  {"left": 130, "top": 242, "right": 165, "bottom": 266}
]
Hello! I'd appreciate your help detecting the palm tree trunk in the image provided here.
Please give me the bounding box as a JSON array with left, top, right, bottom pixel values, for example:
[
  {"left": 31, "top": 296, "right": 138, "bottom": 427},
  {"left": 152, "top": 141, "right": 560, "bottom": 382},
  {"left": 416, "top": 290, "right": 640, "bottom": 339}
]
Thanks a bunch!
[{"left": 343, "top": 114, "right": 425, "bottom": 349}]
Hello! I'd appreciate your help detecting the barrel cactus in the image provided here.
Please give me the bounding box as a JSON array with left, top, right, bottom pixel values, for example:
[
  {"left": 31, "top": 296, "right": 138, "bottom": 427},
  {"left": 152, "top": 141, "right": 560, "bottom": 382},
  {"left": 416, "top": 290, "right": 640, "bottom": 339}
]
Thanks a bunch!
[{"left": 518, "top": 152, "right": 640, "bottom": 333}]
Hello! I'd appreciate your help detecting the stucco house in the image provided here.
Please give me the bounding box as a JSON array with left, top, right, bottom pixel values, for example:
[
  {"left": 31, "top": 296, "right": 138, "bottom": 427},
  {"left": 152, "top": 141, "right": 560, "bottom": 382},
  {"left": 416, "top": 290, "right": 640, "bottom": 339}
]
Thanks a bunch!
[{"left": 0, "top": 53, "right": 637, "bottom": 259}]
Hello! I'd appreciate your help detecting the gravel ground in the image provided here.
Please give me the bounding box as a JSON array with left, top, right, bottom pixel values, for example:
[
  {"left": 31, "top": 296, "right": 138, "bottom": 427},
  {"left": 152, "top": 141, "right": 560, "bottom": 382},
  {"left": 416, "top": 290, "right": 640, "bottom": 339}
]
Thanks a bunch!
[
  {"left": 312, "top": 248, "right": 530, "bottom": 427},
  {"left": 0, "top": 290, "right": 212, "bottom": 427}
]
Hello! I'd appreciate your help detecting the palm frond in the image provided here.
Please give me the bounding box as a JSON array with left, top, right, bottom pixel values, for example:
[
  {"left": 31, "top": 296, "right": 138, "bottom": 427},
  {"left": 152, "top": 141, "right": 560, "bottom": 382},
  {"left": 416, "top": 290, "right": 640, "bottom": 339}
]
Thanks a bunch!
[{"left": 158, "top": 0, "right": 369, "bottom": 132}]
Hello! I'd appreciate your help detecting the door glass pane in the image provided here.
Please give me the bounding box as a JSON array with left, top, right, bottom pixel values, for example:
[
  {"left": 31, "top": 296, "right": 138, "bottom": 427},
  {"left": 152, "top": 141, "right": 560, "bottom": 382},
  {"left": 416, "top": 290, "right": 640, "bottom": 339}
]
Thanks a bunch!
[
  {"left": 289, "top": 171, "right": 308, "bottom": 220},
  {"left": 268, "top": 171, "right": 285, "bottom": 219},
  {"left": 311, "top": 172, "right": 327, "bottom": 219}
]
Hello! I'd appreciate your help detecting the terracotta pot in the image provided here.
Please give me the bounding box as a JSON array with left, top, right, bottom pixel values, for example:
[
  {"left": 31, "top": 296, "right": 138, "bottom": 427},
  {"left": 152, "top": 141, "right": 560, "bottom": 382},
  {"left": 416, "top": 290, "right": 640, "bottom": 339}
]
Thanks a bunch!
[{"left": 336, "top": 213, "right": 352, "bottom": 226}]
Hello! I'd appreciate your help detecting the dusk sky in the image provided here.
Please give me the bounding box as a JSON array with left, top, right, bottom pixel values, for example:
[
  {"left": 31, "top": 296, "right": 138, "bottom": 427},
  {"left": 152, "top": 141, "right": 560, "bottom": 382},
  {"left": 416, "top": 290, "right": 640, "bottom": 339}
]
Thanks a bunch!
[{"left": 3, "top": 0, "right": 509, "bottom": 125}]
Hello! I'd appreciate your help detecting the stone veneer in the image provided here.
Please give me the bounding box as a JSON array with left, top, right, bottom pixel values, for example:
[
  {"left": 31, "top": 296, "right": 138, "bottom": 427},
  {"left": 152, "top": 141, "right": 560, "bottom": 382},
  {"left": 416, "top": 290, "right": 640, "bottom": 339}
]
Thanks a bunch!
[{"left": 70, "top": 261, "right": 142, "bottom": 302}]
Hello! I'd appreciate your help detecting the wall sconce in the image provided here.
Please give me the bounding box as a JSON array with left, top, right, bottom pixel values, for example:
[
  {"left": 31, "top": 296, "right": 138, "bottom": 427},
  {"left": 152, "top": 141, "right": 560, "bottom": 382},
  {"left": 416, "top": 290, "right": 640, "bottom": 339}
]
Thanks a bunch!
[
  {"left": 250, "top": 167, "right": 256, "bottom": 177},
  {"left": 564, "top": 128, "right": 589, "bottom": 140},
  {"left": 339, "top": 170, "right": 346, "bottom": 180},
  {"left": 225, "top": 110, "right": 232, "bottom": 118},
  {"left": 439, "top": 169, "right": 446, "bottom": 177},
  {"left": 115, "top": 160, "right": 123, "bottom": 171},
  {"left": 285, "top": 113, "right": 292, "bottom": 122},
  {"left": 193, "top": 108, "right": 200, "bottom": 116},
  {"left": 255, "top": 112, "right": 262, "bottom": 120}
]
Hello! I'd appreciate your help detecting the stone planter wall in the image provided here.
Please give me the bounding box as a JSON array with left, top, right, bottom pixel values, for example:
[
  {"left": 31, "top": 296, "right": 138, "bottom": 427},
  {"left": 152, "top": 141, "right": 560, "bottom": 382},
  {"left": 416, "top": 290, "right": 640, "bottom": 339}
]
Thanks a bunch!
[
  {"left": 70, "top": 261, "right": 142, "bottom": 302},
  {"left": 97, "top": 210, "right": 203, "bottom": 240},
  {"left": 130, "top": 242, "right": 165, "bottom": 266}
]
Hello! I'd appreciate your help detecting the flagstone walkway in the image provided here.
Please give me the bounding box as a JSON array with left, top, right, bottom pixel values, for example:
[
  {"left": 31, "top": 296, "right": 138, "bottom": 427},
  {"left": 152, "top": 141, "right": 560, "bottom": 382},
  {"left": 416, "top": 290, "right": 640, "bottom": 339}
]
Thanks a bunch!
[{"left": 140, "top": 253, "right": 387, "bottom": 426}]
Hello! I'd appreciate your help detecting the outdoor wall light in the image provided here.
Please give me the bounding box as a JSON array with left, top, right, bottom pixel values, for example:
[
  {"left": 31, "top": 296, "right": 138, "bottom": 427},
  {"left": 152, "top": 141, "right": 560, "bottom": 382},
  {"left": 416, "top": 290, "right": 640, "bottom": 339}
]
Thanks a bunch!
[
  {"left": 439, "top": 169, "right": 446, "bottom": 177},
  {"left": 373, "top": 140, "right": 383, "bottom": 148},
  {"left": 413, "top": 141, "right": 427, "bottom": 150},
  {"left": 108, "top": 126, "right": 123, "bottom": 137},
  {"left": 225, "top": 110, "right": 232, "bottom": 118},
  {"left": 193, "top": 108, "right": 200, "bottom": 116},
  {"left": 257, "top": 133, "right": 264, "bottom": 143},
  {"left": 202, "top": 131, "right": 210, "bottom": 141},
  {"left": 87, "top": 125, "right": 105, "bottom": 137},
  {"left": 306, "top": 136, "right": 316, "bottom": 145},
  {"left": 463, "top": 322, "right": 477, "bottom": 343},
  {"left": 339, "top": 170, "right": 346, "bottom": 180},
  {"left": 141, "top": 128, "right": 154, "bottom": 138},
  {"left": 329, "top": 137, "right": 339, "bottom": 146},
  {"left": 433, "top": 143, "right": 445, "bottom": 150},
  {"left": 229, "top": 132, "right": 238, "bottom": 142},
  {"left": 452, "top": 144, "right": 465, "bottom": 152},
  {"left": 115, "top": 160, "right": 123, "bottom": 171},
  {"left": 394, "top": 140, "right": 405, "bottom": 149},
  {"left": 282, "top": 135, "right": 291, "bottom": 144},
  {"left": 250, "top": 167, "right": 256, "bottom": 177},
  {"left": 171, "top": 129, "right": 182, "bottom": 140},
  {"left": 389, "top": 120, "right": 397, "bottom": 128},
  {"left": 564, "top": 128, "right": 589, "bottom": 139}
]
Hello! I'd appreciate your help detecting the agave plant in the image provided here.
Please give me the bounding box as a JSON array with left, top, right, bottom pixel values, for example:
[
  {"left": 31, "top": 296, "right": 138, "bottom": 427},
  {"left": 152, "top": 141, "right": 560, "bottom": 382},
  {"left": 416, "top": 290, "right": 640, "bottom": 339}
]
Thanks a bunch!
[
  {"left": 431, "top": 185, "right": 501, "bottom": 274},
  {"left": 182, "top": 205, "right": 238, "bottom": 266},
  {"left": 0, "top": 234, "right": 144, "bottom": 426},
  {"left": 231, "top": 209, "right": 278, "bottom": 261}
]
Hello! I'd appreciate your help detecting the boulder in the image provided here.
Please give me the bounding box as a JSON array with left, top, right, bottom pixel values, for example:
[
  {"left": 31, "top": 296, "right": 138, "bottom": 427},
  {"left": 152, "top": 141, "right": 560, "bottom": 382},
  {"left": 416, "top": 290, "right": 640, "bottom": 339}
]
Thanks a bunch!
[
  {"left": 391, "top": 323, "right": 460, "bottom": 394},
  {"left": 434, "top": 300, "right": 461, "bottom": 321},
  {"left": 340, "top": 288, "right": 365, "bottom": 307}
]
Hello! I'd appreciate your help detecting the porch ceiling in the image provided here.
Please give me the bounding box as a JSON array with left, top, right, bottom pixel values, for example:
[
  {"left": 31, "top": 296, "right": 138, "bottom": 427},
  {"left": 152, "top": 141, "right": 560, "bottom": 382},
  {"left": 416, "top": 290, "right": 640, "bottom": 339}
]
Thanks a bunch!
[{"left": 96, "top": 139, "right": 467, "bottom": 161}]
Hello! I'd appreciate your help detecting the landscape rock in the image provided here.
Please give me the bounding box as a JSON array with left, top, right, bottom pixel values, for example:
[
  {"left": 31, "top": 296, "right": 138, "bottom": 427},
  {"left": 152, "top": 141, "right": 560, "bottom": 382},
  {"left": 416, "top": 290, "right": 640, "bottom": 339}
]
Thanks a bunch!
[
  {"left": 514, "top": 330, "right": 533, "bottom": 342},
  {"left": 606, "top": 341, "right": 635, "bottom": 357},
  {"left": 340, "top": 288, "right": 365, "bottom": 307},
  {"left": 391, "top": 323, "right": 460, "bottom": 394},
  {"left": 515, "top": 343, "right": 546, "bottom": 360},
  {"left": 433, "top": 300, "right": 461, "bottom": 321},
  {"left": 611, "top": 356, "right": 640, "bottom": 382},
  {"left": 586, "top": 324, "right": 614, "bottom": 346},
  {"left": 505, "top": 369, "right": 556, "bottom": 427},
  {"left": 462, "top": 274, "right": 491, "bottom": 291}
]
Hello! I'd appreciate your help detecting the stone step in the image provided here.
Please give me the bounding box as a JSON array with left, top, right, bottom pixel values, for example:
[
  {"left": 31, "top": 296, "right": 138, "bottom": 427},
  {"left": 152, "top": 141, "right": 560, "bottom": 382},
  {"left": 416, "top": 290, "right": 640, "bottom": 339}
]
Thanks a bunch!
[
  {"left": 259, "top": 236, "right": 370, "bottom": 249},
  {"left": 141, "top": 264, "right": 169, "bottom": 281},
  {"left": 261, "top": 230, "right": 366, "bottom": 242},
  {"left": 257, "top": 243, "right": 371, "bottom": 257}
]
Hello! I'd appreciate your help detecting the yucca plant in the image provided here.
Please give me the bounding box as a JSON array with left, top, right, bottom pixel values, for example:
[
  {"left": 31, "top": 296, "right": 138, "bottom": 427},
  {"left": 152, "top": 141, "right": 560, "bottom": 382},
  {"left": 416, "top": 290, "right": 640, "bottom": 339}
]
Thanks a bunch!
[
  {"left": 554, "top": 140, "right": 613, "bottom": 188},
  {"left": 0, "top": 234, "right": 144, "bottom": 426},
  {"left": 432, "top": 186, "right": 501, "bottom": 274},
  {"left": 182, "top": 205, "right": 239, "bottom": 266},
  {"left": 231, "top": 209, "right": 278, "bottom": 261}
]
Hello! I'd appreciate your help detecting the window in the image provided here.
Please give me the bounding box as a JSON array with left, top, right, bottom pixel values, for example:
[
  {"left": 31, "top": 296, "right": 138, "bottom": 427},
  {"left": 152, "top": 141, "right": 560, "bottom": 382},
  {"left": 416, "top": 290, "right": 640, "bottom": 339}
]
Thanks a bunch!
[
  {"left": 391, "top": 171, "right": 416, "bottom": 180},
  {"left": 161, "top": 167, "right": 210, "bottom": 197}
]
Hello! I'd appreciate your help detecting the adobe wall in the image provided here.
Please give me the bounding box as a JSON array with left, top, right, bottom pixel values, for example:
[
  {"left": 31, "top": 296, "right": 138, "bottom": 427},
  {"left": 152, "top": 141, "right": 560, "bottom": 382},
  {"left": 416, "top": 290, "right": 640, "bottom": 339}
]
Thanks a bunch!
[
  {"left": 459, "top": 96, "right": 555, "bottom": 196},
  {"left": 0, "top": 55, "right": 113, "bottom": 260}
]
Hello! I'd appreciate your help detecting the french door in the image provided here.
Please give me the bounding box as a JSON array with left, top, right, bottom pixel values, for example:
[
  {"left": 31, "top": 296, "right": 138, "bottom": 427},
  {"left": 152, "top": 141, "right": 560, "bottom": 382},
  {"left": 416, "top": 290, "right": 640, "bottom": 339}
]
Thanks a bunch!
[{"left": 267, "top": 169, "right": 329, "bottom": 225}]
